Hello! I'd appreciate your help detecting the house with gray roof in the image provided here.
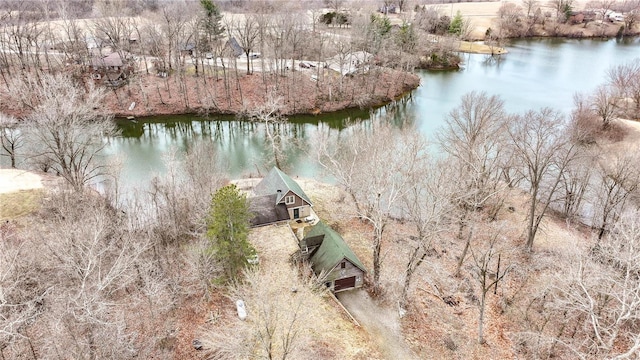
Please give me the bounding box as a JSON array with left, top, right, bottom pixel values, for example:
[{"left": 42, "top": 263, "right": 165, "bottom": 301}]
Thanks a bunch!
[
  {"left": 89, "top": 52, "right": 131, "bottom": 86},
  {"left": 225, "top": 37, "right": 244, "bottom": 58},
  {"left": 249, "top": 167, "right": 313, "bottom": 227},
  {"left": 90, "top": 52, "right": 125, "bottom": 71},
  {"left": 301, "top": 221, "right": 366, "bottom": 292}
]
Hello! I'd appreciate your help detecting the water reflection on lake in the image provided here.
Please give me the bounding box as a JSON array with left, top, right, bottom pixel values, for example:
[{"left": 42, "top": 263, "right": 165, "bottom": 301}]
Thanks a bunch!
[{"left": 103, "top": 37, "right": 640, "bottom": 189}]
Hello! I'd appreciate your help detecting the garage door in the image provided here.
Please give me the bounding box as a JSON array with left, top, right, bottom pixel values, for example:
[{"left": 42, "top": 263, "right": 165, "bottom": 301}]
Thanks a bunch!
[{"left": 334, "top": 276, "right": 356, "bottom": 292}]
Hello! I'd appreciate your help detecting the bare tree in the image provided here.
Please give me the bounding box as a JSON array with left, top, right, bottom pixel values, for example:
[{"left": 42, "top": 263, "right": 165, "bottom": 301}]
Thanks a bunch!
[
  {"left": 549, "top": 0, "right": 574, "bottom": 22},
  {"left": 56, "top": 1, "right": 92, "bottom": 70},
  {"left": 325, "top": 0, "right": 345, "bottom": 12},
  {"left": 590, "top": 84, "right": 619, "bottom": 128},
  {"left": 498, "top": 3, "right": 526, "bottom": 37},
  {"left": 556, "top": 157, "right": 592, "bottom": 221},
  {"left": 202, "top": 268, "right": 314, "bottom": 359},
  {"left": 570, "top": 92, "right": 602, "bottom": 144},
  {"left": 316, "top": 121, "right": 428, "bottom": 290},
  {"left": 247, "top": 93, "right": 287, "bottom": 170},
  {"left": 399, "top": 159, "right": 453, "bottom": 309},
  {"left": 0, "top": 114, "right": 22, "bottom": 168},
  {"left": 508, "top": 108, "right": 579, "bottom": 250},
  {"left": 469, "top": 223, "right": 511, "bottom": 344},
  {"left": 620, "top": 0, "right": 640, "bottom": 35},
  {"left": 3, "top": 191, "right": 150, "bottom": 359},
  {"left": 0, "top": 2, "right": 46, "bottom": 77},
  {"left": 436, "top": 91, "right": 509, "bottom": 274},
  {"left": 0, "top": 226, "right": 44, "bottom": 359},
  {"left": 415, "top": 6, "right": 444, "bottom": 34},
  {"left": 183, "top": 140, "right": 227, "bottom": 212},
  {"left": 589, "top": 0, "right": 618, "bottom": 21},
  {"left": 232, "top": 14, "right": 260, "bottom": 75},
  {"left": 591, "top": 153, "right": 640, "bottom": 240},
  {"left": 149, "top": 151, "right": 199, "bottom": 247},
  {"left": 522, "top": 0, "right": 540, "bottom": 18},
  {"left": 552, "top": 212, "right": 640, "bottom": 358},
  {"left": 157, "top": 0, "right": 191, "bottom": 71},
  {"left": 329, "top": 36, "right": 353, "bottom": 93},
  {"left": 607, "top": 59, "right": 640, "bottom": 119},
  {"left": 8, "top": 74, "right": 117, "bottom": 192},
  {"left": 92, "top": 1, "right": 135, "bottom": 53}
]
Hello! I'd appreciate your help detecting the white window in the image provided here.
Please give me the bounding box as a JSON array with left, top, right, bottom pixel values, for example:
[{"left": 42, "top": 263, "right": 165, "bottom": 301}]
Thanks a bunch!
[{"left": 285, "top": 195, "right": 295, "bottom": 205}]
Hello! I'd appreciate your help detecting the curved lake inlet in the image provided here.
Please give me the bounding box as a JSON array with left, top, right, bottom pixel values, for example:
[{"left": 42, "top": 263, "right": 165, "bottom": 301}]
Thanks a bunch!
[{"left": 104, "top": 38, "right": 640, "bottom": 189}]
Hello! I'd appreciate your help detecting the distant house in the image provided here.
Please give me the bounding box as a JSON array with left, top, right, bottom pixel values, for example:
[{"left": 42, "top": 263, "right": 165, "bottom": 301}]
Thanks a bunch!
[
  {"left": 568, "top": 11, "right": 596, "bottom": 24},
  {"left": 85, "top": 35, "right": 99, "bottom": 50},
  {"left": 568, "top": 12, "right": 585, "bottom": 24},
  {"left": 249, "top": 167, "right": 313, "bottom": 227},
  {"left": 180, "top": 43, "right": 196, "bottom": 57},
  {"left": 91, "top": 52, "right": 125, "bottom": 72},
  {"left": 605, "top": 10, "right": 624, "bottom": 22},
  {"left": 325, "top": 51, "right": 372, "bottom": 76},
  {"left": 379, "top": 3, "right": 397, "bottom": 14},
  {"left": 301, "top": 221, "right": 366, "bottom": 292},
  {"left": 225, "top": 37, "right": 244, "bottom": 58},
  {"left": 89, "top": 52, "right": 131, "bottom": 86}
]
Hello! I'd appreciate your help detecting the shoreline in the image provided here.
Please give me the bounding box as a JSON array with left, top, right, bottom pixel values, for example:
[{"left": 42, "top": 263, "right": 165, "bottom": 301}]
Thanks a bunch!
[{"left": 101, "top": 67, "right": 421, "bottom": 119}]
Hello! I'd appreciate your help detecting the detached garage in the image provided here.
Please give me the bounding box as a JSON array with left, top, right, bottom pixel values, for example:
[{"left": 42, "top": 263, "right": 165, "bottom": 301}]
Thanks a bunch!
[
  {"left": 334, "top": 277, "right": 356, "bottom": 292},
  {"left": 300, "top": 222, "right": 367, "bottom": 292}
]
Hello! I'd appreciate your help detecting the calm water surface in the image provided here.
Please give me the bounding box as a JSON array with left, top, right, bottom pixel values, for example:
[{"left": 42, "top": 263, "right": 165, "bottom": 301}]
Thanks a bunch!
[{"left": 104, "top": 37, "right": 640, "bottom": 188}]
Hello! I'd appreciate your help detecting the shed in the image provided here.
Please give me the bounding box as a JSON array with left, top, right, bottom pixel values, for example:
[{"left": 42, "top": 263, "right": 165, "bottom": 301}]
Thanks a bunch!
[{"left": 301, "top": 221, "right": 366, "bottom": 292}]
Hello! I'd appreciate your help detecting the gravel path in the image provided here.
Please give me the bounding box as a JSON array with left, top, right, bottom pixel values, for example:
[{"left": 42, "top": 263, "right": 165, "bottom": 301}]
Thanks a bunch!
[{"left": 337, "top": 290, "right": 418, "bottom": 360}]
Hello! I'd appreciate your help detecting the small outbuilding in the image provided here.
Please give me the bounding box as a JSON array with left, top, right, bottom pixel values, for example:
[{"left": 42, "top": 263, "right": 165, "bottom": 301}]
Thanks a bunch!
[{"left": 301, "top": 221, "right": 366, "bottom": 292}]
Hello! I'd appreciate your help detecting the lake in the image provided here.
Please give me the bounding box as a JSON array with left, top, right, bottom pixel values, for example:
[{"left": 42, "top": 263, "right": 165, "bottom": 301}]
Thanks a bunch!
[{"left": 104, "top": 37, "right": 640, "bottom": 188}]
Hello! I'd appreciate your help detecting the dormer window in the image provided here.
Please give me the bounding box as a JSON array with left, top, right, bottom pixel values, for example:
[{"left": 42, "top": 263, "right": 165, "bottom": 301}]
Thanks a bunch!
[{"left": 285, "top": 195, "right": 295, "bottom": 205}]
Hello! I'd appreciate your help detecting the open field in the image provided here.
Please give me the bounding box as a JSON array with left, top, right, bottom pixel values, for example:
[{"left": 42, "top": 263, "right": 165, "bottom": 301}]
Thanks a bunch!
[
  {"left": 0, "top": 169, "right": 45, "bottom": 220},
  {"left": 0, "top": 189, "right": 42, "bottom": 220},
  {"left": 419, "top": 0, "right": 605, "bottom": 39}
]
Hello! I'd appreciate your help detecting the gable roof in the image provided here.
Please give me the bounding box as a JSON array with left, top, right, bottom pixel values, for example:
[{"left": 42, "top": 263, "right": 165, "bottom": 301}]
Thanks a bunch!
[
  {"left": 91, "top": 52, "right": 124, "bottom": 68},
  {"left": 226, "top": 37, "right": 244, "bottom": 57},
  {"left": 253, "top": 167, "right": 312, "bottom": 206},
  {"left": 326, "top": 51, "right": 372, "bottom": 76},
  {"left": 305, "top": 221, "right": 366, "bottom": 274},
  {"left": 248, "top": 194, "right": 290, "bottom": 227}
]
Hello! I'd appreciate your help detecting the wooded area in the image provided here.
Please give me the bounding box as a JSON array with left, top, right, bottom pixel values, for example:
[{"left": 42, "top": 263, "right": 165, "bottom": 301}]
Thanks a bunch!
[{"left": 2, "top": 0, "right": 640, "bottom": 359}]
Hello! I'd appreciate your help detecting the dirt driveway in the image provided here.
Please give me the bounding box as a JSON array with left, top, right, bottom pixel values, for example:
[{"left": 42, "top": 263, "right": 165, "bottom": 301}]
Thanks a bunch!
[{"left": 337, "top": 290, "right": 418, "bottom": 360}]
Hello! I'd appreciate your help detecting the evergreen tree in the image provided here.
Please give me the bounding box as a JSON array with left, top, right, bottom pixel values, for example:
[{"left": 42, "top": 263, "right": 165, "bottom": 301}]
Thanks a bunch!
[
  {"left": 397, "top": 22, "right": 417, "bottom": 52},
  {"left": 369, "top": 14, "right": 392, "bottom": 52},
  {"left": 199, "top": 0, "right": 225, "bottom": 53},
  {"left": 206, "top": 184, "right": 255, "bottom": 281},
  {"left": 448, "top": 11, "right": 464, "bottom": 35}
]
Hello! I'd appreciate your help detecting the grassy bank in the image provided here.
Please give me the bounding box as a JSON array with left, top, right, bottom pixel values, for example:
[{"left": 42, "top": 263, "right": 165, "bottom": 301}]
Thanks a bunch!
[{"left": 0, "top": 189, "right": 42, "bottom": 220}]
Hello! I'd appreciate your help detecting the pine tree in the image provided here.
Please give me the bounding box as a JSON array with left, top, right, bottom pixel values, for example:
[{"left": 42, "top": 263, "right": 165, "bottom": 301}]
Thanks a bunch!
[
  {"left": 206, "top": 184, "right": 255, "bottom": 281},
  {"left": 199, "top": 0, "right": 225, "bottom": 53},
  {"left": 448, "top": 11, "right": 464, "bottom": 36}
]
